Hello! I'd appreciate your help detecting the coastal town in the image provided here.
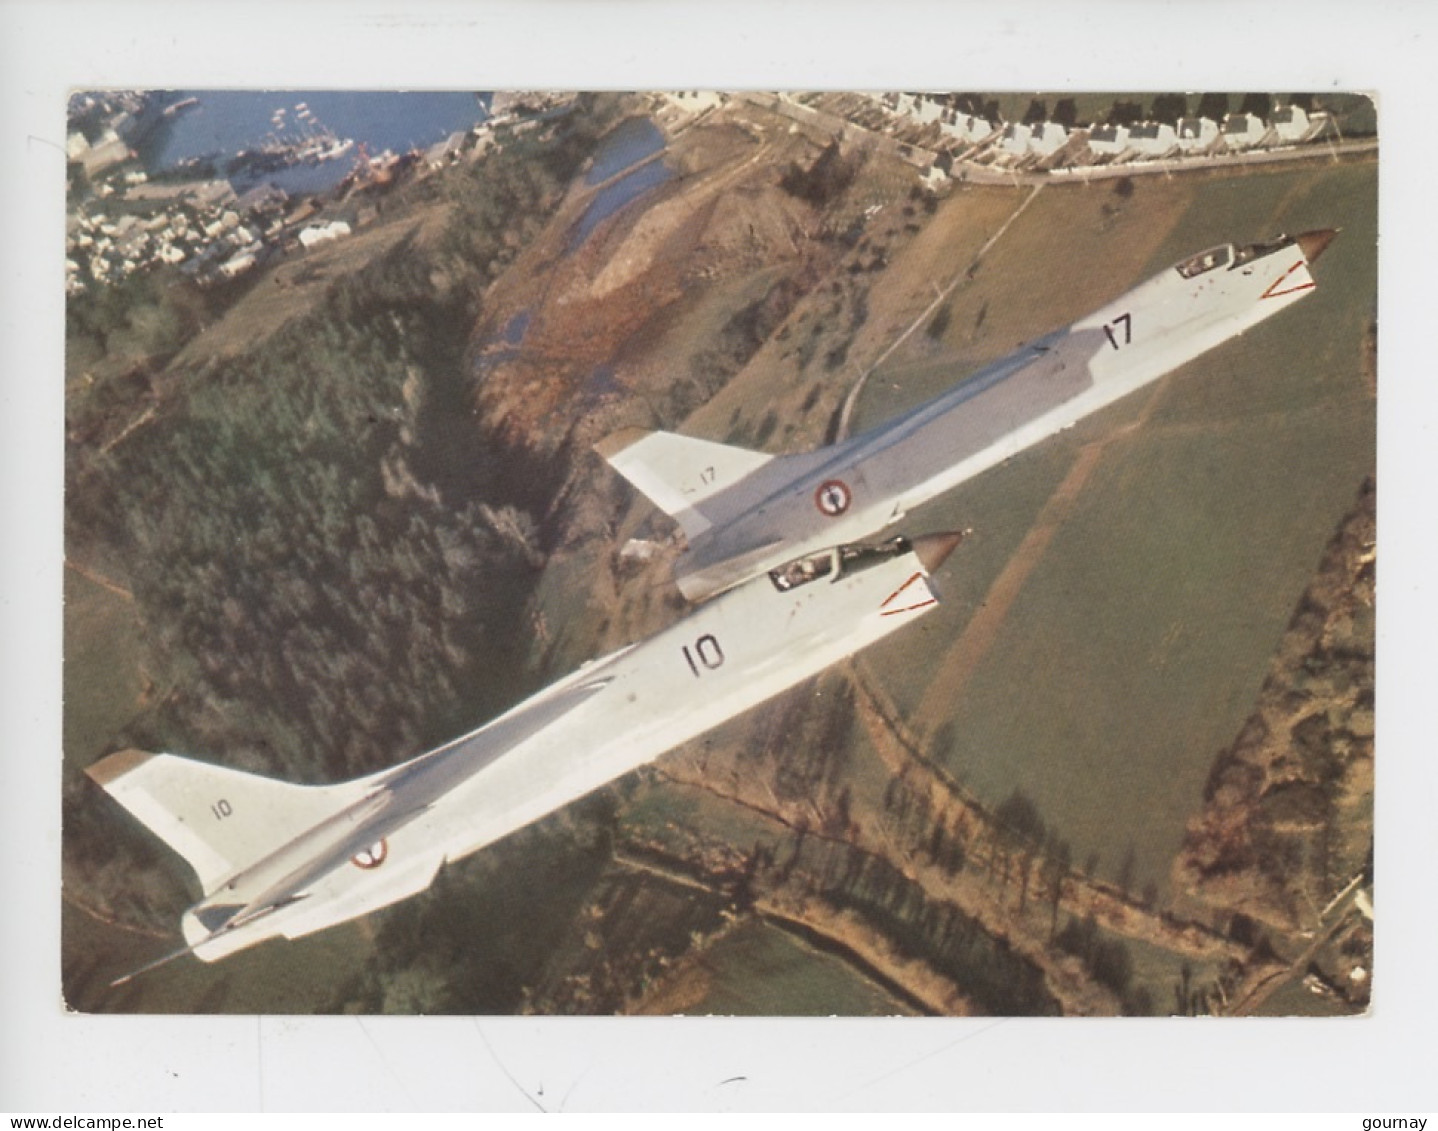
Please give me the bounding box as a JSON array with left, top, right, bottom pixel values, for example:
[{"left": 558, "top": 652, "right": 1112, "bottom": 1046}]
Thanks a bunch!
[
  {"left": 65, "top": 89, "right": 1372, "bottom": 297},
  {"left": 66, "top": 90, "right": 498, "bottom": 294}
]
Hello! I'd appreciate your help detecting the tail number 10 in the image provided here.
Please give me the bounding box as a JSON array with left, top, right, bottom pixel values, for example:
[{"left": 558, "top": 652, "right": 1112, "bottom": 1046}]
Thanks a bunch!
[{"left": 682, "top": 634, "right": 725, "bottom": 677}]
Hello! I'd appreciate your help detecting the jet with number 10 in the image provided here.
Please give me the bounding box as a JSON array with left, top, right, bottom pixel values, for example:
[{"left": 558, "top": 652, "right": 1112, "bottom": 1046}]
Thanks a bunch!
[
  {"left": 599, "top": 229, "right": 1337, "bottom": 602},
  {"left": 89, "top": 531, "right": 963, "bottom": 979}
]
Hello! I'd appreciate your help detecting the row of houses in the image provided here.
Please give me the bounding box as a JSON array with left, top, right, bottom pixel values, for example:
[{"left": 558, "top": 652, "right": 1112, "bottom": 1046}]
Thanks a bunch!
[{"left": 878, "top": 93, "right": 1336, "bottom": 172}]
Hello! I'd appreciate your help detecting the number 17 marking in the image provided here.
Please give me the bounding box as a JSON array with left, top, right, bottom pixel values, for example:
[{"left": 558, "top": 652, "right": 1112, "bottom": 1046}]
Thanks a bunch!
[{"left": 1103, "top": 312, "right": 1132, "bottom": 350}]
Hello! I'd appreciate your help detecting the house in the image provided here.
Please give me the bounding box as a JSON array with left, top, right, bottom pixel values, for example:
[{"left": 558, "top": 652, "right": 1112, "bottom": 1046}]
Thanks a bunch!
[
  {"left": 219, "top": 246, "right": 262, "bottom": 279},
  {"left": 954, "top": 114, "right": 994, "bottom": 145},
  {"left": 1026, "top": 121, "right": 1068, "bottom": 156},
  {"left": 298, "top": 220, "right": 352, "bottom": 250},
  {"left": 657, "top": 91, "right": 723, "bottom": 120},
  {"left": 1221, "top": 112, "right": 1268, "bottom": 150},
  {"left": 424, "top": 130, "right": 467, "bottom": 169},
  {"left": 943, "top": 113, "right": 989, "bottom": 145},
  {"left": 1127, "top": 121, "right": 1178, "bottom": 157},
  {"left": 1271, "top": 104, "right": 1331, "bottom": 143},
  {"left": 999, "top": 122, "right": 1031, "bottom": 155},
  {"left": 1087, "top": 123, "right": 1130, "bottom": 157},
  {"left": 81, "top": 137, "right": 131, "bottom": 179},
  {"left": 1272, "top": 105, "right": 1308, "bottom": 142},
  {"left": 1176, "top": 117, "right": 1219, "bottom": 153}
]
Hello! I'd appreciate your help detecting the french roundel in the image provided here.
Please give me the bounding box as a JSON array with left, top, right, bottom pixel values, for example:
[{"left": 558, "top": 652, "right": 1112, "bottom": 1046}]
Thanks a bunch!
[
  {"left": 815, "top": 479, "right": 852, "bottom": 517},
  {"left": 351, "top": 839, "right": 388, "bottom": 869}
]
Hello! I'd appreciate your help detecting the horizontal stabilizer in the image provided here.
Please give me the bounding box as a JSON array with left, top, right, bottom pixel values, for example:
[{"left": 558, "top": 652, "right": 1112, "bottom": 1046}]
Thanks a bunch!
[
  {"left": 87, "top": 750, "right": 367, "bottom": 896},
  {"left": 596, "top": 428, "right": 771, "bottom": 539}
]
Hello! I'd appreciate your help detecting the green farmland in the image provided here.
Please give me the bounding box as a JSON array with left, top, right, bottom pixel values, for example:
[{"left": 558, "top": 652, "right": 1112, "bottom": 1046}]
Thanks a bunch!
[
  {"left": 850, "top": 158, "right": 1376, "bottom": 895},
  {"left": 675, "top": 919, "right": 916, "bottom": 1016}
]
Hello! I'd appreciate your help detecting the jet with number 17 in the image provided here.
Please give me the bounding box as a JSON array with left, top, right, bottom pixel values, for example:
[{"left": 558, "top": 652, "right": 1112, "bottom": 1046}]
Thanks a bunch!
[{"left": 599, "top": 229, "right": 1337, "bottom": 602}]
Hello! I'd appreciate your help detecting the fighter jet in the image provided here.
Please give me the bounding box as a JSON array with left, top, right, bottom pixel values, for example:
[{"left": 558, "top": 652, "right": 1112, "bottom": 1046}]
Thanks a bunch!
[
  {"left": 88, "top": 531, "right": 964, "bottom": 979},
  {"left": 599, "top": 230, "right": 1337, "bottom": 602}
]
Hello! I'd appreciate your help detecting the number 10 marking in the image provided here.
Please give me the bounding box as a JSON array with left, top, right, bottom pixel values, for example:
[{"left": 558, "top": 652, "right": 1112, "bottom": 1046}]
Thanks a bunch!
[{"left": 682, "top": 634, "right": 725, "bottom": 677}]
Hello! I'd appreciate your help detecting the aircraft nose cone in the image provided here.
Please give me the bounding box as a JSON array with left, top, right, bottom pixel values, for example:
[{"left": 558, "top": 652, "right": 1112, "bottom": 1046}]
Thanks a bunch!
[
  {"left": 1295, "top": 228, "right": 1338, "bottom": 265},
  {"left": 912, "top": 530, "right": 968, "bottom": 574}
]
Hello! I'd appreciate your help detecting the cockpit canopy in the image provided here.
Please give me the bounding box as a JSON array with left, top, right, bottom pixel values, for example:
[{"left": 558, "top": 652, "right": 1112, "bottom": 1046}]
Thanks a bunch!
[
  {"left": 1176, "top": 234, "right": 1296, "bottom": 278},
  {"left": 770, "top": 536, "right": 913, "bottom": 592},
  {"left": 1175, "top": 244, "right": 1232, "bottom": 278},
  {"left": 1231, "top": 234, "right": 1294, "bottom": 266}
]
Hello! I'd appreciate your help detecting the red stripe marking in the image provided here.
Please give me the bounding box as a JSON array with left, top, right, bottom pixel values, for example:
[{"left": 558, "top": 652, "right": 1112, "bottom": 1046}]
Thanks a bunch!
[
  {"left": 880, "top": 572, "right": 934, "bottom": 615},
  {"left": 881, "top": 572, "right": 925, "bottom": 608},
  {"left": 881, "top": 597, "right": 936, "bottom": 617},
  {"left": 1261, "top": 260, "right": 1316, "bottom": 300}
]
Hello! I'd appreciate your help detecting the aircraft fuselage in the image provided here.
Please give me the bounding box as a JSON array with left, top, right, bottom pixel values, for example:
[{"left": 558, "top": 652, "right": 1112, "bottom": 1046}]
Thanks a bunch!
[
  {"left": 92, "top": 533, "right": 962, "bottom": 966},
  {"left": 667, "top": 232, "right": 1333, "bottom": 601}
]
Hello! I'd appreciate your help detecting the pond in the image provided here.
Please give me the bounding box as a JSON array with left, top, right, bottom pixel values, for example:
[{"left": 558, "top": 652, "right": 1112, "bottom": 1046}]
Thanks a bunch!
[
  {"left": 569, "top": 157, "right": 672, "bottom": 251},
  {"left": 585, "top": 116, "right": 665, "bottom": 185}
]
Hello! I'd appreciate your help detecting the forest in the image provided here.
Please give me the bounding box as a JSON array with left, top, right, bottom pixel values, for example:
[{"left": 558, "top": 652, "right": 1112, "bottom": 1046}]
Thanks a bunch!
[{"left": 63, "top": 95, "right": 628, "bottom": 928}]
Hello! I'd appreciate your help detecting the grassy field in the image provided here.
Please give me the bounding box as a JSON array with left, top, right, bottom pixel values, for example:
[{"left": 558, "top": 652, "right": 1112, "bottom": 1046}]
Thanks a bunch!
[
  {"left": 621, "top": 771, "right": 793, "bottom": 860},
  {"left": 674, "top": 918, "right": 915, "bottom": 1016},
  {"left": 845, "top": 158, "right": 1376, "bottom": 894},
  {"left": 167, "top": 206, "right": 451, "bottom": 371},
  {"left": 62, "top": 567, "right": 144, "bottom": 777}
]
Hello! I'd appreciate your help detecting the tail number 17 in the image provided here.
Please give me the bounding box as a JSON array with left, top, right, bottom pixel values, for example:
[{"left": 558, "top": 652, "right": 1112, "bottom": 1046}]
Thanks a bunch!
[{"left": 1103, "top": 312, "right": 1132, "bottom": 350}]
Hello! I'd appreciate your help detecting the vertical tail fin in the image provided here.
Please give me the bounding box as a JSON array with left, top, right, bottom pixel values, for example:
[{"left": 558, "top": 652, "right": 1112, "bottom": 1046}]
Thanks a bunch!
[
  {"left": 87, "top": 750, "right": 365, "bottom": 895},
  {"left": 596, "top": 428, "right": 772, "bottom": 539}
]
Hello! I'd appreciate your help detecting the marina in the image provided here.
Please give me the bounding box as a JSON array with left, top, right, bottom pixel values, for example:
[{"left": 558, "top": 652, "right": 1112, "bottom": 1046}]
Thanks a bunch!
[{"left": 137, "top": 90, "right": 490, "bottom": 195}]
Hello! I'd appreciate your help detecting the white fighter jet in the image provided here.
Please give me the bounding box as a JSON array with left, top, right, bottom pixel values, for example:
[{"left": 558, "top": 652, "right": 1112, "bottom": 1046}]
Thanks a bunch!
[
  {"left": 88, "top": 531, "right": 964, "bottom": 979},
  {"left": 599, "top": 229, "right": 1337, "bottom": 602}
]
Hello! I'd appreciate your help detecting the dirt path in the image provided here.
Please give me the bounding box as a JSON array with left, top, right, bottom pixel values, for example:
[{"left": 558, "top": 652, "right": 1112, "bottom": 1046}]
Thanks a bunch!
[
  {"left": 911, "top": 387, "right": 1161, "bottom": 736},
  {"left": 836, "top": 183, "right": 1045, "bottom": 440},
  {"left": 62, "top": 892, "right": 169, "bottom": 940},
  {"left": 911, "top": 438, "right": 1107, "bottom": 735},
  {"left": 99, "top": 403, "right": 157, "bottom": 454},
  {"left": 65, "top": 558, "right": 133, "bottom": 601},
  {"left": 1228, "top": 891, "right": 1360, "bottom": 1016}
]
